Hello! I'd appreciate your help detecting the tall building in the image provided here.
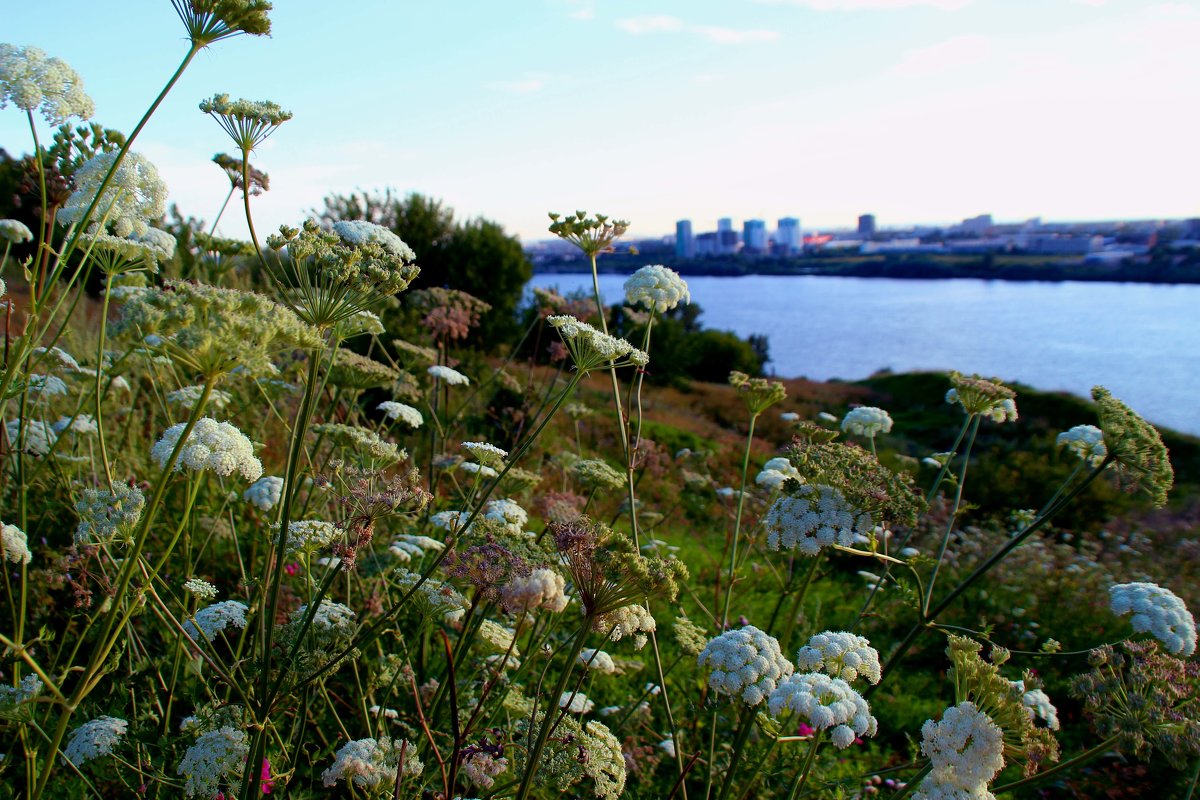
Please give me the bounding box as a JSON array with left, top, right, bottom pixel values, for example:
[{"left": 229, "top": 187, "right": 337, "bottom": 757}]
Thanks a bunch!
[
  {"left": 858, "top": 214, "right": 876, "bottom": 238},
  {"left": 776, "top": 217, "right": 801, "bottom": 255},
  {"left": 959, "top": 214, "right": 994, "bottom": 236},
  {"left": 717, "top": 217, "right": 733, "bottom": 233},
  {"left": 743, "top": 219, "right": 767, "bottom": 253},
  {"left": 675, "top": 219, "right": 695, "bottom": 259}
]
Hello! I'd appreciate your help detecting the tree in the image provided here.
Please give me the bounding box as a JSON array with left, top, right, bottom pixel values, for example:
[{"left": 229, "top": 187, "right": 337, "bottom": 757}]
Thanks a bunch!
[{"left": 316, "top": 189, "right": 532, "bottom": 344}]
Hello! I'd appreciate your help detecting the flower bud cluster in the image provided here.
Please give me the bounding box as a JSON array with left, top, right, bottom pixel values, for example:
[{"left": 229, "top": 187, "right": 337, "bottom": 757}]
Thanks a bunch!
[
  {"left": 767, "top": 672, "right": 877, "bottom": 749},
  {"left": 795, "top": 631, "right": 882, "bottom": 685},
  {"left": 841, "top": 406, "right": 894, "bottom": 437},
  {"left": 764, "top": 484, "right": 873, "bottom": 555},
  {"left": 1110, "top": 582, "right": 1197, "bottom": 656},
  {"left": 623, "top": 264, "right": 690, "bottom": 312},
  {"left": 698, "top": 626, "right": 794, "bottom": 706},
  {"left": 917, "top": 702, "right": 1005, "bottom": 797}
]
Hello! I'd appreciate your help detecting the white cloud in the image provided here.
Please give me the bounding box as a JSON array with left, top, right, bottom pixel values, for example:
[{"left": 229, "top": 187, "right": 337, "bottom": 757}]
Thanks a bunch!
[
  {"left": 755, "top": 0, "right": 972, "bottom": 9},
  {"left": 616, "top": 15, "right": 684, "bottom": 35},
  {"left": 692, "top": 26, "right": 780, "bottom": 44},
  {"left": 616, "top": 16, "right": 779, "bottom": 44},
  {"left": 486, "top": 73, "right": 552, "bottom": 93},
  {"left": 890, "top": 34, "right": 993, "bottom": 76}
]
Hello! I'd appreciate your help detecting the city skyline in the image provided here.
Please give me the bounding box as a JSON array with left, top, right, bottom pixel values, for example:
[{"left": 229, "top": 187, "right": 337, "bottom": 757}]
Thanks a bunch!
[{"left": 2, "top": 0, "right": 1197, "bottom": 243}]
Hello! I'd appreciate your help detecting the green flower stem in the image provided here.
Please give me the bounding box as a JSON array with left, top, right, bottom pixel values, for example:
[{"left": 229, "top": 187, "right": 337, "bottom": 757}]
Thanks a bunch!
[
  {"left": 31, "top": 379, "right": 213, "bottom": 800},
  {"left": 512, "top": 616, "right": 593, "bottom": 800},
  {"left": 25, "top": 112, "right": 49, "bottom": 302},
  {"left": 887, "top": 761, "right": 933, "bottom": 800},
  {"left": 923, "top": 413, "right": 982, "bottom": 614},
  {"left": 720, "top": 412, "right": 759, "bottom": 629},
  {"left": 868, "top": 454, "right": 1113, "bottom": 697},
  {"left": 92, "top": 273, "right": 117, "bottom": 488},
  {"left": 778, "top": 556, "right": 821, "bottom": 652},
  {"left": 784, "top": 734, "right": 823, "bottom": 800},
  {"left": 715, "top": 705, "right": 759, "bottom": 800},
  {"left": 993, "top": 735, "right": 1120, "bottom": 795}
]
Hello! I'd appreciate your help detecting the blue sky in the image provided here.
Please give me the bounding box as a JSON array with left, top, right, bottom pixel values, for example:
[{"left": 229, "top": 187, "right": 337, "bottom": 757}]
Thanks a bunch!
[{"left": 3, "top": 0, "right": 1198, "bottom": 241}]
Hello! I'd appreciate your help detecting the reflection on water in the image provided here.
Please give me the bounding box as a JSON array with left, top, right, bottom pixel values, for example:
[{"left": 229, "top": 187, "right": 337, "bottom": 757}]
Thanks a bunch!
[{"left": 528, "top": 273, "right": 1200, "bottom": 435}]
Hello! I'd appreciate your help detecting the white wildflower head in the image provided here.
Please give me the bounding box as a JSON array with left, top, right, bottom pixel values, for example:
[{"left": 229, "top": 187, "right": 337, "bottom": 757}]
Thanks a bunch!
[
  {"left": 0, "top": 674, "right": 43, "bottom": 709},
  {"left": 26, "top": 374, "right": 68, "bottom": 399},
  {"left": 501, "top": 567, "right": 569, "bottom": 613},
  {"left": 177, "top": 726, "right": 248, "bottom": 798},
  {"left": 5, "top": 418, "right": 57, "bottom": 456},
  {"left": 594, "top": 603, "right": 656, "bottom": 650},
  {"left": 294, "top": 599, "right": 356, "bottom": 635},
  {"left": 395, "top": 569, "right": 470, "bottom": 624},
  {"left": 623, "top": 264, "right": 690, "bottom": 312},
  {"left": 1109, "top": 582, "right": 1197, "bottom": 656},
  {"left": 389, "top": 534, "right": 444, "bottom": 562},
  {"left": 378, "top": 400, "right": 423, "bottom": 428},
  {"left": 333, "top": 220, "right": 415, "bottom": 260},
  {"left": 767, "top": 673, "right": 877, "bottom": 749},
  {"left": 52, "top": 415, "right": 98, "bottom": 436},
  {"left": 430, "top": 509, "right": 470, "bottom": 532},
  {"left": 75, "top": 483, "right": 145, "bottom": 545},
  {"left": 183, "top": 578, "right": 218, "bottom": 601},
  {"left": 243, "top": 475, "right": 283, "bottom": 511},
  {"left": 583, "top": 720, "right": 627, "bottom": 800},
  {"left": 780, "top": 411, "right": 800, "bottom": 422},
  {"left": 795, "top": 631, "right": 882, "bottom": 685},
  {"left": 764, "top": 485, "right": 873, "bottom": 555},
  {"left": 463, "top": 441, "right": 508, "bottom": 468},
  {"left": 755, "top": 456, "right": 803, "bottom": 491},
  {"left": 841, "top": 406, "right": 893, "bottom": 438},
  {"left": 1056, "top": 424, "right": 1107, "bottom": 467},
  {"left": 151, "top": 418, "right": 263, "bottom": 482},
  {"left": 321, "top": 737, "right": 422, "bottom": 791},
  {"left": 59, "top": 151, "right": 167, "bottom": 238},
  {"left": 63, "top": 716, "right": 128, "bottom": 766},
  {"left": 457, "top": 461, "right": 497, "bottom": 479},
  {"left": 168, "top": 385, "right": 232, "bottom": 411},
  {"left": 427, "top": 364, "right": 469, "bottom": 386},
  {"left": 920, "top": 701, "right": 1006, "bottom": 792},
  {"left": 184, "top": 600, "right": 249, "bottom": 642},
  {"left": 484, "top": 498, "right": 527, "bottom": 533},
  {"left": 573, "top": 459, "right": 625, "bottom": 491},
  {"left": 462, "top": 749, "right": 508, "bottom": 789},
  {"left": 285, "top": 520, "right": 341, "bottom": 554},
  {"left": 0, "top": 218, "right": 33, "bottom": 243},
  {"left": 0, "top": 44, "right": 94, "bottom": 123},
  {"left": 559, "top": 691, "right": 595, "bottom": 714},
  {"left": 1014, "top": 683, "right": 1059, "bottom": 731},
  {"left": 579, "top": 648, "right": 617, "bottom": 674},
  {"left": 697, "top": 625, "right": 794, "bottom": 706},
  {"left": 546, "top": 315, "right": 648, "bottom": 372},
  {"left": 1, "top": 522, "right": 31, "bottom": 565}
]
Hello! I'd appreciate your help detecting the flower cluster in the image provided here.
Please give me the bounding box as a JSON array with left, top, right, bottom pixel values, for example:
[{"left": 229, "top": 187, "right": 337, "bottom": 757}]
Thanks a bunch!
[
  {"left": 767, "top": 672, "right": 877, "bottom": 748},
  {"left": 794, "top": 631, "right": 882, "bottom": 685},
  {"left": 573, "top": 458, "right": 625, "bottom": 490},
  {"left": 764, "top": 485, "right": 873, "bottom": 555},
  {"left": 547, "top": 315, "right": 648, "bottom": 372},
  {"left": 0, "top": 218, "right": 33, "bottom": 243},
  {"left": 548, "top": 210, "right": 629, "bottom": 257},
  {"left": 172, "top": 0, "right": 273, "bottom": 46},
  {"left": 312, "top": 423, "right": 404, "bottom": 466},
  {"left": 917, "top": 702, "right": 1005, "bottom": 797},
  {"left": 183, "top": 578, "right": 218, "bottom": 600},
  {"left": 1, "top": 522, "right": 31, "bottom": 564},
  {"left": 6, "top": 418, "right": 57, "bottom": 456},
  {"left": 151, "top": 418, "right": 263, "bottom": 482},
  {"left": 63, "top": 716, "right": 128, "bottom": 766},
  {"left": 463, "top": 440, "right": 507, "bottom": 468},
  {"left": 1109, "top": 582, "right": 1197, "bottom": 656},
  {"left": 623, "top": 264, "right": 690, "bottom": 312},
  {"left": 755, "top": 456, "right": 803, "bottom": 491},
  {"left": 0, "top": 43, "right": 94, "bottom": 123},
  {"left": 841, "top": 406, "right": 893, "bottom": 438},
  {"left": 728, "top": 370, "right": 787, "bottom": 415},
  {"left": 698, "top": 626, "right": 794, "bottom": 706},
  {"left": 178, "top": 726, "right": 249, "bottom": 798},
  {"left": 1013, "top": 682, "right": 1059, "bottom": 730},
  {"left": 1092, "top": 386, "right": 1173, "bottom": 507},
  {"left": 74, "top": 483, "right": 145, "bottom": 544},
  {"left": 321, "top": 736, "right": 422, "bottom": 791},
  {"left": 501, "top": 567, "right": 569, "bottom": 613},
  {"left": 593, "top": 603, "right": 657, "bottom": 649},
  {"left": 184, "top": 600, "right": 249, "bottom": 641},
  {"left": 243, "top": 475, "right": 283, "bottom": 511},
  {"left": 327, "top": 350, "right": 401, "bottom": 390},
  {"left": 427, "top": 364, "right": 470, "bottom": 385},
  {"left": 945, "top": 372, "right": 1018, "bottom": 422},
  {"left": 378, "top": 400, "right": 423, "bottom": 428},
  {"left": 199, "top": 93, "right": 292, "bottom": 151},
  {"left": 58, "top": 151, "right": 167, "bottom": 238},
  {"left": 1056, "top": 424, "right": 1107, "bottom": 466}
]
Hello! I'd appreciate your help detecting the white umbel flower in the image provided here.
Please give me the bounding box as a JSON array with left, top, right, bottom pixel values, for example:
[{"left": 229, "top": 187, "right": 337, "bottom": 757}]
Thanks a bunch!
[
  {"left": 920, "top": 701, "right": 1005, "bottom": 792},
  {"left": 462, "top": 750, "right": 508, "bottom": 789},
  {"left": 697, "top": 626, "right": 793, "bottom": 706},
  {"left": 378, "top": 401, "right": 423, "bottom": 428},
  {"left": 388, "top": 534, "right": 444, "bottom": 562},
  {"left": 755, "top": 456, "right": 803, "bottom": 491},
  {"left": 1012, "top": 681, "right": 1059, "bottom": 731},
  {"left": 795, "top": 631, "right": 882, "bottom": 685},
  {"left": 766, "top": 672, "right": 877, "bottom": 749},
  {"left": 293, "top": 600, "right": 356, "bottom": 634},
  {"left": 841, "top": 406, "right": 893, "bottom": 437},
  {"left": 1056, "top": 424, "right": 1107, "bottom": 467},
  {"left": 1, "top": 522, "right": 31, "bottom": 565},
  {"left": 243, "top": 475, "right": 283, "bottom": 511},
  {"left": 59, "top": 151, "right": 167, "bottom": 238},
  {"left": 52, "top": 415, "right": 98, "bottom": 436},
  {"left": 63, "top": 716, "right": 128, "bottom": 766},
  {"left": 594, "top": 604, "right": 656, "bottom": 650},
  {"left": 483, "top": 498, "right": 526, "bottom": 532},
  {"left": 427, "top": 364, "right": 469, "bottom": 386},
  {"left": 332, "top": 220, "right": 416, "bottom": 260},
  {"left": 321, "top": 737, "right": 422, "bottom": 790},
  {"left": 5, "top": 418, "right": 57, "bottom": 456},
  {"left": 623, "top": 264, "right": 690, "bottom": 312},
  {"left": 559, "top": 691, "right": 595, "bottom": 714},
  {"left": 579, "top": 648, "right": 617, "bottom": 674},
  {"left": 167, "top": 385, "right": 232, "bottom": 411},
  {"left": 501, "top": 568, "right": 569, "bottom": 613},
  {"left": 764, "top": 485, "right": 873, "bottom": 555},
  {"left": 184, "top": 600, "right": 248, "bottom": 641},
  {"left": 178, "top": 726, "right": 248, "bottom": 798},
  {"left": 464, "top": 441, "right": 508, "bottom": 468},
  {"left": 1109, "top": 582, "right": 1197, "bottom": 656},
  {"left": 285, "top": 520, "right": 341, "bottom": 554},
  {"left": 0, "top": 44, "right": 94, "bottom": 123},
  {"left": 183, "top": 578, "right": 218, "bottom": 600},
  {"left": 151, "top": 418, "right": 263, "bottom": 482},
  {"left": 0, "top": 218, "right": 33, "bottom": 243}
]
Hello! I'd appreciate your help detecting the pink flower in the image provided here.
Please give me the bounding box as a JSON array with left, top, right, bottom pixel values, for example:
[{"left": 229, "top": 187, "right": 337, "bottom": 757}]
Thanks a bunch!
[
  {"left": 284, "top": 563, "right": 300, "bottom": 576},
  {"left": 796, "top": 722, "right": 816, "bottom": 738},
  {"left": 261, "top": 758, "right": 275, "bottom": 793}
]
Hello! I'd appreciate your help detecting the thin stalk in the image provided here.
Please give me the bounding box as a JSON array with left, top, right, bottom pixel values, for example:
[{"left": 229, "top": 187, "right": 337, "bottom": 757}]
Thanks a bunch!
[
  {"left": 993, "top": 735, "right": 1120, "bottom": 795},
  {"left": 888, "top": 761, "right": 933, "bottom": 800},
  {"left": 924, "top": 413, "right": 982, "bottom": 613},
  {"left": 714, "top": 706, "right": 758, "bottom": 800},
  {"left": 784, "top": 734, "right": 822, "bottom": 800},
  {"left": 720, "top": 413, "right": 759, "bottom": 629}
]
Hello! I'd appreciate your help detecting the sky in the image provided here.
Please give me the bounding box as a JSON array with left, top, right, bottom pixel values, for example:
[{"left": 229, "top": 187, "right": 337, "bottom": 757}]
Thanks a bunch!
[{"left": 3, "top": 0, "right": 1198, "bottom": 242}]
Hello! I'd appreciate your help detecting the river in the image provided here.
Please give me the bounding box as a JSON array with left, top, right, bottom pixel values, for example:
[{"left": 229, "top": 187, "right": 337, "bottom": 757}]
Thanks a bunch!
[{"left": 527, "top": 273, "right": 1200, "bottom": 436}]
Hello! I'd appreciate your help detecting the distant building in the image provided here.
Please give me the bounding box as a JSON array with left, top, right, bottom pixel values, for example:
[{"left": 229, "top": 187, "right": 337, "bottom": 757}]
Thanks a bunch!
[
  {"left": 675, "top": 219, "right": 695, "bottom": 259},
  {"left": 717, "top": 229, "right": 739, "bottom": 255},
  {"left": 718, "top": 217, "right": 734, "bottom": 233},
  {"left": 958, "top": 214, "right": 994, "bottom": 236},
  {"left": 695, "top": 231, "right": 719, "bottom": 257},
  {"left": 776, "top": 217, "right": 802, "bottom": 255},
  {"left": 1185, "top": 218, "right": 1200, "bottom": 239},
  {"left": 857, "top": 214, "right": 876, "bottom": 238},
  {"left": 743, "top": 219, "right": 767, "bottom": 253}
]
